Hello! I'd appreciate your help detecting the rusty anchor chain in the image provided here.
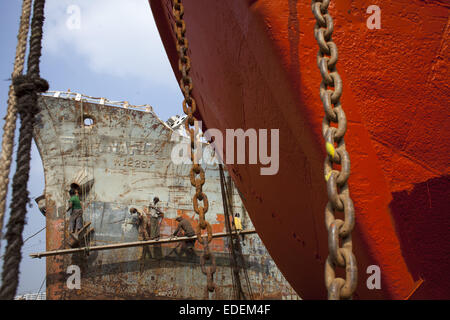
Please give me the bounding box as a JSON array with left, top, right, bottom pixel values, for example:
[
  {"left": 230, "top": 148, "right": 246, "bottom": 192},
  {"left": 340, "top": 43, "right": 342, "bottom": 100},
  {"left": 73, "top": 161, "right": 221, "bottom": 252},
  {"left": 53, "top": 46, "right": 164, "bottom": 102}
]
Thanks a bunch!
[
  {"left": 172, "top": 0, "right": 216, "bottom": 296},
  {"left": 311, "top": 0, "right": 358, "bottom": 300},
  {"left": 200, "top": 245, "right": 217, "bottom": 292}
]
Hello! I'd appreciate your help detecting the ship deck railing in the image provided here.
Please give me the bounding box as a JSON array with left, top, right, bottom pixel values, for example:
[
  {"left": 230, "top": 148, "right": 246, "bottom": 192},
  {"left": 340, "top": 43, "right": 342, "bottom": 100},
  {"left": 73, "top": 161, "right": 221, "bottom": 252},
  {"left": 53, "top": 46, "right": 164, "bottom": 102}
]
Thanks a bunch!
[{"left": 41, "top": 91, "right": 154, "bottom": 113}]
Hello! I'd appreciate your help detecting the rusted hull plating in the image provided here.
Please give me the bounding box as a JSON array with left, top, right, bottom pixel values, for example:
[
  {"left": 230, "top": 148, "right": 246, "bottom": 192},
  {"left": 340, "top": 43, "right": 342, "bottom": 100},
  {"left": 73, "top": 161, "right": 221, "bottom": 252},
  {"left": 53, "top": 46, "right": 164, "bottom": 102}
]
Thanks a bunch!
[
  {"left": 33, "top": 95, "right": 300, "bottom": 300},
  {"left": 150, "top": 0, "right": 450, "bottom": 299}
]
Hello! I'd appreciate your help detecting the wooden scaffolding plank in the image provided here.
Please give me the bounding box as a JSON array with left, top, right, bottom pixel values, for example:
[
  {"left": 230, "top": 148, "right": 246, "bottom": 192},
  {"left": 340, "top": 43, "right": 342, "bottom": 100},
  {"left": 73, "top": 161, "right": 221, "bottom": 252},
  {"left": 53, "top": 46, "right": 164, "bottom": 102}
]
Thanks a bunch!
[{"left": 30, "top": 229, "right": 257, "bottom": 259}]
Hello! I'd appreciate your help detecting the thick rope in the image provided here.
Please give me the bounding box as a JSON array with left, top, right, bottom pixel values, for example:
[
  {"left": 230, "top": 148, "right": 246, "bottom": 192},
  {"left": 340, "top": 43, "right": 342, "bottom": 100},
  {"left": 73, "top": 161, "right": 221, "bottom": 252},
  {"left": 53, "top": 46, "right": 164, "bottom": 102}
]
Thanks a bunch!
[
  {"left": 0, "top": 0, "right": 32, "bottom": 246},
  {"left": 0, "top": 0, "right": 48, "bottom": 300}
]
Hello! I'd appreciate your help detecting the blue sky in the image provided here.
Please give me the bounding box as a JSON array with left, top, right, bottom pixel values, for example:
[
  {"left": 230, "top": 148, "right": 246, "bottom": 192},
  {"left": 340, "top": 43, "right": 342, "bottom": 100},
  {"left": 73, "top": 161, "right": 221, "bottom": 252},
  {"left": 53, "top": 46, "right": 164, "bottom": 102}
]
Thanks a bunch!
[{"left": 0, "top": 0, "right": 183, "bottom": 295}]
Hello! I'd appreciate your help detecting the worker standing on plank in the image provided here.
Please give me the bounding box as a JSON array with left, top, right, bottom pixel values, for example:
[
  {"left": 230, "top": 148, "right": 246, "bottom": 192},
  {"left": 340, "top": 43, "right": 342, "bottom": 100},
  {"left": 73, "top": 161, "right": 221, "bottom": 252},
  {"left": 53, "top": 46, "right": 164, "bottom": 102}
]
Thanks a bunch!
[
  {"left": 148, "top": 197, "right": 164, "bottom": 240},
  {"left": 130, "top": 207, "right": 151, "bottom": 259},
  {"left": 233, "top": 212, "right": 245, "bottom": 244},
  {"left": 67, "top": 188, "right": 83, "bottom": 235},
  {"left": 172, "top": 216, "right": 196, "bottom": 256}
]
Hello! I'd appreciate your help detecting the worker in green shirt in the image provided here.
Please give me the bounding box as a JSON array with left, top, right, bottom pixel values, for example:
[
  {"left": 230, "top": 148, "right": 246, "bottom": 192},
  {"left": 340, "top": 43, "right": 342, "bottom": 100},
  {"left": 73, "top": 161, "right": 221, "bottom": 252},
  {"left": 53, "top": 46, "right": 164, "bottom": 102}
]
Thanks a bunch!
[{"left": 67, "top": 188, "right": 83, "bottom": 234}]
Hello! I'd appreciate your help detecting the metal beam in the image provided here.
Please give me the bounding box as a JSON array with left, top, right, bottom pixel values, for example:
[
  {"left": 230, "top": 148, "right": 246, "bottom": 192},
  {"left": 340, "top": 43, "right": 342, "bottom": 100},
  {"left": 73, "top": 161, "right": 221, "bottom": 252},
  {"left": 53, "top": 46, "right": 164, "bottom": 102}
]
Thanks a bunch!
[{"left": 30, "top": 229, "right": 257, "bottom": 259}]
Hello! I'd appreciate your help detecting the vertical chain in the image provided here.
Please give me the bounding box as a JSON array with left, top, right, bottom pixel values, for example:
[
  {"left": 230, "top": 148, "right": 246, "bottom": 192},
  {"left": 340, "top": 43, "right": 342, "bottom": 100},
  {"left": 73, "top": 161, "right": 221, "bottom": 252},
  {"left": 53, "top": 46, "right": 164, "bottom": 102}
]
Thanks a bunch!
[
  {"left": 311, "top": 0, "right": 358, "bottom": 299},
  {"left": 200, "top": 244, "right": 217, "bottom": 297},
  {"left": 172, "top": 0, "right": 216, "bottom": 296}
]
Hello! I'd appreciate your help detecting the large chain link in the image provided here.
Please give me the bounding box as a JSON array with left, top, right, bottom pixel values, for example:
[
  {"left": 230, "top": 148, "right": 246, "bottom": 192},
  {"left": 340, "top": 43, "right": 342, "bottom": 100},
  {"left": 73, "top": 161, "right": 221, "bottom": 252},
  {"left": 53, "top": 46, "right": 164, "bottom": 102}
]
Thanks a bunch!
[
  {"left": 200, "top": 244, "right": 217, "bottom": 293},
  {"left": 172, "top": 0, "right": 216, "bottom": 296},
  {"left": 311, "top": 0, "right": 358, "bottom": 300}
]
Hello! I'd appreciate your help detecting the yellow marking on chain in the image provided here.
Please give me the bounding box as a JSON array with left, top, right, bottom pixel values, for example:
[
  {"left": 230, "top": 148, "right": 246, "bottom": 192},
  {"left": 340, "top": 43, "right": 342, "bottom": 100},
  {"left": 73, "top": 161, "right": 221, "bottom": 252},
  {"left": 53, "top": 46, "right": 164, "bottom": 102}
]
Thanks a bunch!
[
  {"left": 325, "top": 171, "right": 332, "bottom": 182},
  {"left": 326, "top": 142, "right": 335, "bottom": 159}
]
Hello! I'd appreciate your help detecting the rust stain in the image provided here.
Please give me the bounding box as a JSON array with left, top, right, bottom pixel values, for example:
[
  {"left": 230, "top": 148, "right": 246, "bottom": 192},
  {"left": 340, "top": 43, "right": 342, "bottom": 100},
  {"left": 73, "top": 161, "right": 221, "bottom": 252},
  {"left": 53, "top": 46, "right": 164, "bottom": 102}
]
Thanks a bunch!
[{"left": 35, "top": 95, "right": 300, "bottom": 300}]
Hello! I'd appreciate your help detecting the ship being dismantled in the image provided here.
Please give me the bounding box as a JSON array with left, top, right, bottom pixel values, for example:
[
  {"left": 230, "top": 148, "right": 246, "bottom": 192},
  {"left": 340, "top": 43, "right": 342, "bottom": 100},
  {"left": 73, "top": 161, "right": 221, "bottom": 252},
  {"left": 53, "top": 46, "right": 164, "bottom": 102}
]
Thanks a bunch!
[{"left": 33, "top": 92, "right": 300, "bottom": 300}]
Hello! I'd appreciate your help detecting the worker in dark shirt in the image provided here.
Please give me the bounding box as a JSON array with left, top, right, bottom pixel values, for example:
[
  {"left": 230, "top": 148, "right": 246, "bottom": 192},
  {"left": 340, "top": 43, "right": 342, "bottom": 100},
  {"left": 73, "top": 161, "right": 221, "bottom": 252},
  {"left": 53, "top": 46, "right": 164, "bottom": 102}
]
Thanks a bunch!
[
  {"left": 67, "top": 189, "right": 83, "bottom": 234},
  {"left": 130, "top": 207, "right": 151, "bottom": 259},
  {"left": 149, "top": 197, "right": 164, "bottom": 240},
  {"left": 172, "top": 216, "right": 196, "bottom": 256},
  {"left": 130, "top": 208, "right": 151, "bottom": 240}
]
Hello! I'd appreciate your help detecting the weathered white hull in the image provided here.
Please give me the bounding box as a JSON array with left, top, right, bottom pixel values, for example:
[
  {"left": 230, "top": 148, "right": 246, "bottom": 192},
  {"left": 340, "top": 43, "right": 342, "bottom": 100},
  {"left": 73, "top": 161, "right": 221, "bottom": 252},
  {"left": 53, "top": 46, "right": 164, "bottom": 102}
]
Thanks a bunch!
[{"left": 34, "top": 93, "right": 299, "bottom": 299}]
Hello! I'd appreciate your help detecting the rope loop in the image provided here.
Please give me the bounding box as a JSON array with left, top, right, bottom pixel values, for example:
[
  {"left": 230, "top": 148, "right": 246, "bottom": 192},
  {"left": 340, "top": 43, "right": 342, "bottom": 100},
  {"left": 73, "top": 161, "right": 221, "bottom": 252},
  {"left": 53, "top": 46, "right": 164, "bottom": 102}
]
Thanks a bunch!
[{"left": 0, "top": 0, "right": 49, "bottom": 300}]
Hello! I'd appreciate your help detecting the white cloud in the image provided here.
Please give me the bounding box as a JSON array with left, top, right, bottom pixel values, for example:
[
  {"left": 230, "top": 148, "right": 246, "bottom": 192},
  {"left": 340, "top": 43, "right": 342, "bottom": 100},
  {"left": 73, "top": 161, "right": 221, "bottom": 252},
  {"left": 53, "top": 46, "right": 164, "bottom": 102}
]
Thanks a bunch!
[{"left": 43, "top": 0, "right": 176, "bottom": 85}]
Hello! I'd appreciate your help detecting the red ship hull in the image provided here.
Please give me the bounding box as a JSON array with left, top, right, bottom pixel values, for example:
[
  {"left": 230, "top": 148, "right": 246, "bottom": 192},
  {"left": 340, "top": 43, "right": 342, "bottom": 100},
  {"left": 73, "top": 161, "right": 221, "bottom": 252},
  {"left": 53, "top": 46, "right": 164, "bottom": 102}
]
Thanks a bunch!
[{"left": 150, "top": 0, "right": 450, "bottom": 299}]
